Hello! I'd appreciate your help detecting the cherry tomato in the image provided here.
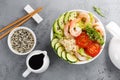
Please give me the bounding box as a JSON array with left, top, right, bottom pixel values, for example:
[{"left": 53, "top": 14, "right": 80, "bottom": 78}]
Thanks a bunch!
[
  {"left": 75, "top": 32, "right": 91, "bottom": 48},
  {"left": 85, "top": 42, "right": 101, "bottom": 57}
]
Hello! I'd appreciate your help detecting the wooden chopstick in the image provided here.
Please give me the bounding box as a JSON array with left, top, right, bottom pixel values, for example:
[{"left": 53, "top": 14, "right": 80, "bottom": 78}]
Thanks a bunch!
[
  {"left": 0, "top": 15, "right": 32, "bottom": 40},
  {"left": 0, "top": 7, "right": 42, "bottom": 40},
  {"left": 0, "top": 7, "right": 42, "bottom": 33}
]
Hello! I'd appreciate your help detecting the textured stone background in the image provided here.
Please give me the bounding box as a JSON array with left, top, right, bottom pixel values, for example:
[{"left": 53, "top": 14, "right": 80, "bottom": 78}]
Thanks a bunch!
[{"left": 0, "top": 0, "right": 120, "bottom": 80}]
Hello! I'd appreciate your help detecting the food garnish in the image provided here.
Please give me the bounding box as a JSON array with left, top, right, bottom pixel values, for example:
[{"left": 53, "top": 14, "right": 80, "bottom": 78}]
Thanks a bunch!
[
  {"left": 86, "top": 25, "right": 104, "bottom": 45},
  {"left": 93, "top": 6, "right": 105, "bottom": 17}
]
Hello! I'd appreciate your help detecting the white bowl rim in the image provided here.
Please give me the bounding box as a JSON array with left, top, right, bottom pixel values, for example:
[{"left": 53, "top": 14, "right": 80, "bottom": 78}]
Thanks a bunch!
[
  {"left": 50, "top": 9, "right": 106, "bottom": 64},
  {"left": 8, "top": 26, "right": 37, "bottom": 55}
]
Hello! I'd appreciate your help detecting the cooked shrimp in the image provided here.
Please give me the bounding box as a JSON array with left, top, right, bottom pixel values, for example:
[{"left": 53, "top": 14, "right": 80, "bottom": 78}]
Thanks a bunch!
[
  {"left": 64, "top": 22, "right": 72, "bottom": 38},
  {"left": 74, "top": 52, "right": 87, "bottom": 61},
  {"left": 78, "top": 12, "right": 90, "bottom": 24},
  {"left": 69, "top": 19, "right": 82, "bottom": 37},
  {"left": 93, "top": 22, "right": 104, "bottom": 36}
]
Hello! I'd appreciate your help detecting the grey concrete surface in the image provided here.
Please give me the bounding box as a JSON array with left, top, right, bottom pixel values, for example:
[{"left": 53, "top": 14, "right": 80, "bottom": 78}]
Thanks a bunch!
[{"left": 0, "top": 0, "right": 120, "bottom": 80}]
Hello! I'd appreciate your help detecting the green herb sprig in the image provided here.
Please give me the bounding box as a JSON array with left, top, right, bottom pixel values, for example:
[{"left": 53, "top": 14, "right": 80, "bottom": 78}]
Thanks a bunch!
[{"left": 93, "top": 6, "right": 105, "bottom": 17}]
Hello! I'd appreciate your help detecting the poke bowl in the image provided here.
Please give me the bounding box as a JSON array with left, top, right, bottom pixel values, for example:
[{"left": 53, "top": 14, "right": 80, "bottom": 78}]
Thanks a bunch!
[{"left": 51, "top": 9, "right": 106, "bottom": 64}]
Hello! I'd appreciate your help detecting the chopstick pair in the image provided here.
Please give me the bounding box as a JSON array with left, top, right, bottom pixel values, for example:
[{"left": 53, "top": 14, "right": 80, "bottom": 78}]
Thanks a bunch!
[{"left": 0, "top": 7, "right": 42, "bottom": 40}]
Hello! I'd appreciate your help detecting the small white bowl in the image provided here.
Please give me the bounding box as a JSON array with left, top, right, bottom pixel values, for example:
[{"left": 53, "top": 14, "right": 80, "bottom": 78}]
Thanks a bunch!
[
  {"left": 50, "top": 9, "right": 106, "bottom": 64},
  {"left": 8, "top": 26, "right": 36, "bottom": 55}
]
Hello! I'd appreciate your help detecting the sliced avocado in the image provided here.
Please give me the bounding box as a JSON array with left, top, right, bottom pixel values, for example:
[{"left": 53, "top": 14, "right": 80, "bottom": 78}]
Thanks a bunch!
[
  {"left": 58, "top": 14, "right": 65, "bottom": 30},
  {"left": 53, "top": 33, "right": 63, "bottom": 39},
  {"left": 64, "top": 12, "right": 70, "bottom": 24},
  {"left": 88, "top": 13, "right": 94, "bottom": 23},
  {"left": 53, "top": 20, "right": 63, "bottom": 35},
  {"left": 78, "top": 48, "right": 92, "bottom": 60},
  {"left": 68, "top": 11, "right": 77, "bottom": 21}
]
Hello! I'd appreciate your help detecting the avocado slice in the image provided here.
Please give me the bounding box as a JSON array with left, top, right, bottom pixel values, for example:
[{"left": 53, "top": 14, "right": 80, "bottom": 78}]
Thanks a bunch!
[
  {"left": 58, "top": 14, "right": 65, "bottom": 30},
  {"left": 68, "top": 11, "right": 77, "bottom": 21},
  {"left": 53, "top": 33, "right": 63, "bottom": 39},
  {"left": 64, "top": 12, "right": 71, "bottom": 24},
  {"left": 53, "top": 20, "right": 63, "bottom": 35},
  {"left": 78, "top": 48, "right": 92, "bottom": 60}
]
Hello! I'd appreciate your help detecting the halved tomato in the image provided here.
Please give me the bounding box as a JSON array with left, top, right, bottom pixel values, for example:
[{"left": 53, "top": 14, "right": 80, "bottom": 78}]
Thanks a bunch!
[
  {"left": 75, "top": 32, "right": 91, "bottom": 48},
  {"left": 85, "top": 42, "right": 101, "bottom": 57}
]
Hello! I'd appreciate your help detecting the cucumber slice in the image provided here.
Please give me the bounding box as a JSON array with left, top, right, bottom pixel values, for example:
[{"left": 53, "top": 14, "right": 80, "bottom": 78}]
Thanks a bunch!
[
  {"left": 53, "top": 20, "right": 63, "bottom": 35},
  {"left": 61, "top": 51, "right": 67, "bottom": 60},
  {"left": 69, "top": 11, "right": 77, "bottom": 21},
  {"left": 58, "top": 14, "right": 65, "bottom": 30},
  {"left": 55, "top": 42, "right": 61, "bottom": 50},
  {"left": 66, "top": 53, "right": 77, "bottom": 63},
  {"left": 57, "top": 47, "right": 64, "bottom": 57},
  {"left": 51, "top": 38, "right": 59, "bottom": 48},
  {"left": 64, "top": 12, "right": 70, "bottom": 24}
]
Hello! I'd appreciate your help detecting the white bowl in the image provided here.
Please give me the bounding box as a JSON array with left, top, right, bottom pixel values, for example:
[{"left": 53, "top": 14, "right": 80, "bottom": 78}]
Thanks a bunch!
[
  {"left": 50, "top": 9, "right": 106, "bottom": 64},
  {"left": 8, "top": 27, "right": 36, "bottom": 55}
]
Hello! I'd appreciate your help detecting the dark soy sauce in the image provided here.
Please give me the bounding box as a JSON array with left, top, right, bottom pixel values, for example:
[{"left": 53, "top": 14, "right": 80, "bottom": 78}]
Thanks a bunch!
[{"left": 29, "top": 54, "right": 44, "bottom": 70}]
